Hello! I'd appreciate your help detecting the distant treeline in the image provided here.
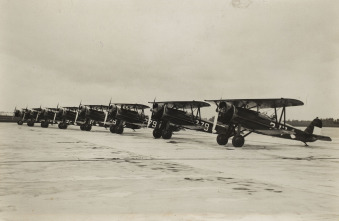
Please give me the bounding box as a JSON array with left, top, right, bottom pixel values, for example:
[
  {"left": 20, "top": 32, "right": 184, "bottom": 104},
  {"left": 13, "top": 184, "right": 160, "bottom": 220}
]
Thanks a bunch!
[{"left": 286, "top": 118, "right": 339, "bottom": 127}]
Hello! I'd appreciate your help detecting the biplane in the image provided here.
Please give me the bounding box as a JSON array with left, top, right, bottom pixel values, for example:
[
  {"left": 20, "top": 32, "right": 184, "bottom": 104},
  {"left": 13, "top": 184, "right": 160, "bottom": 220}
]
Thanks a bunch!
[
  {"left": 78, "top": 102, "right": 116, "bottom": 131},
  {"left": 205, "top": 98, "right": 332, "bottom": 147},
  {"left": 148, "top": 101, "right": 222, "bottom": 139},
  {"left": 56, "top": 106, "right": 82, "bottom": 129},
  {"left": 109, "top": 103, "right": 150, "bottom": 134},
  {"left": 13, "top": 107, "right": 26, "bottom": 125},
  {"left": 38, "top": 107, "right": 64, "bottom": 128},
  {"left": 14, "top": 107, "right": 42, "bottom": 126}
]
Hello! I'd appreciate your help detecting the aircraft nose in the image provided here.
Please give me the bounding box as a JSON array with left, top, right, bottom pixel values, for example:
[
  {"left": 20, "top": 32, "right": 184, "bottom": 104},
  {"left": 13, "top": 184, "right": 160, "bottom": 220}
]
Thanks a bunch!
[{"left": 58, "top": 109, "right": 64, "bottom": 116}]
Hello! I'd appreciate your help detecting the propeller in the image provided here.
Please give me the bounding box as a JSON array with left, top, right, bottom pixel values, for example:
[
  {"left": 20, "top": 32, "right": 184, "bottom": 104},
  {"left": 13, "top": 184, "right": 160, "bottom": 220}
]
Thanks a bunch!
[
  {"left": 152, "top": 97, "right": 158, "bottom": 109},
  {"left": 12, "top": 106, "right": 17, "bottom": 119},
  {"left": 78, "top": 100, "right": 82, "bottom": 110},
  {"left": 108, "top": 98, "right": 112, "bottom": 107}
]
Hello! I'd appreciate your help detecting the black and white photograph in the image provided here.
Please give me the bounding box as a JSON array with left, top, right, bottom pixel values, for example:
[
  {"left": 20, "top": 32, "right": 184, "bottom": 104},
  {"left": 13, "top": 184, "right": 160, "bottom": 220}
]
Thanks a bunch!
[{"left": 0, "top": 0, "right": 338, "bottom": 220}]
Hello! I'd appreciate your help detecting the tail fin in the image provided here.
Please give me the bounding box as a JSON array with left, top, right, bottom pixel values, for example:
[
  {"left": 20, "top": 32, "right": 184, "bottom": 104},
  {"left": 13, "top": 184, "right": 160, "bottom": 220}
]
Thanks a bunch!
[{"left": 304, "top": 117, "right": 322, "bottom": 134}]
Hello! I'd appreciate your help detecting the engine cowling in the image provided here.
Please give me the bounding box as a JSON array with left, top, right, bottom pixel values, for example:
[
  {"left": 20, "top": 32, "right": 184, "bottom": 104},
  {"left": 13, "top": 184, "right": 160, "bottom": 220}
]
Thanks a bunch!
[
  {"left": 217, "top": 101, "right": 235, "bottom": 124},
  {"left": 78, "top": 105, "right": 88, "bottom": 118},
  {"left": 151, "top": 103, "right": 164, "bottom": 120}
]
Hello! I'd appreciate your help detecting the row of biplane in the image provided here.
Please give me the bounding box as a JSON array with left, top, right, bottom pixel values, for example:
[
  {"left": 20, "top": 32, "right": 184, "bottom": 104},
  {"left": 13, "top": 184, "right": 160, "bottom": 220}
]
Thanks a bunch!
[{"left": 14, "top": 98, "right": 331, "bottom": 147}]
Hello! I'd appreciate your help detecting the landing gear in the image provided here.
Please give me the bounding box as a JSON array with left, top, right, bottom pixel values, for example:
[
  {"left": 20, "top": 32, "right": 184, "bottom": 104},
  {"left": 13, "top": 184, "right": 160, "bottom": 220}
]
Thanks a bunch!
[
  {"left": 27, "top": 120, "right": 34, "bottom": 127},
  {"left": 153, "top": 129, "right": 162, "bottom": 139},
  {"left": 115, "top": 125, "right": 124, "bottom": 134},
  {"left": 80, "top": 123, "right": 92, "bottom": 131},
  {"left": 17, "top": 120, "right": 23, "bottom": 125},
  {"left": 58, "top": 122, "right": 68, "bottom": 129},
  {"left": 109, "top": 125, "right": 116, "bottom": 133},
  {"left": 41, "top": 121, "right": 49, "bottom": 128},
  {"left": 85, "top": 124, "right": 92, "bottom": 131},
  {"left": 162, "top": 129, "right": 172, "bottom": 139},
  {"left": 232, "top": 135, "right": 245, "bottom": 147},
  {"left": 217, "top": 134, "right": 228, "bottom": 145}
]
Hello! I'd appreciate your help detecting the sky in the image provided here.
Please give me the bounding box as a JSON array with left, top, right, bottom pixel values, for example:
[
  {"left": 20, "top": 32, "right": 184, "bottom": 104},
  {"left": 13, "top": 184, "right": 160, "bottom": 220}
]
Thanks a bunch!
[{"left": 1, "top": 0, "right": 338, "bottom": 120}]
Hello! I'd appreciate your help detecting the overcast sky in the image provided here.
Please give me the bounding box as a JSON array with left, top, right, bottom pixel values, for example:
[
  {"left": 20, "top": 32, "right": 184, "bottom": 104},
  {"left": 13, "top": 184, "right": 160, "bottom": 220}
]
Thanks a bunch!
[{"left": 1, "top": 0, "right": 338, "bottom": 120}]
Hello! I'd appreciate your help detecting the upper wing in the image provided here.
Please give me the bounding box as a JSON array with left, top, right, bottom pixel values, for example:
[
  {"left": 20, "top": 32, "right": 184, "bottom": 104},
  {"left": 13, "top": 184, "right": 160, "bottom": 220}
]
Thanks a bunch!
[
  {"left": 85, "top": 105, "right": 111, "bottom": 109},
  {"left": 148, "top": 101, "right": 210, "bottom": 109},
  {"left": 205, "top": 98, "right": 303, "bottom": 109},
  {"left": 32, "top": 107, "right": 43, "bottom": 111},
  {"left": 46, "top": 108, "right": 59, "bottom": 111},
  {"left": 63, "top": 106, "right": 79, "bottom": 110},
  {"left": 115, "top": 103, "right": 150, "bottom": 109}
]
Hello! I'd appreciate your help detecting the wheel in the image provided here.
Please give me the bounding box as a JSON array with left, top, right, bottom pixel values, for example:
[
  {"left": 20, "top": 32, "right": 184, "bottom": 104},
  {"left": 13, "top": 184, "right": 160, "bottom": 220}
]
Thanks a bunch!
[
  {"left": 59, "top": 123, "right": 67, "bottom": 129},
  {"left": 17, "top": 120, "right": 23, "bottom": 125},
  {"left": 217, "top": 134, "right": 228, "bottom": 145},
  {"left": 115, "top": 125, "right": 124, "bottom": 134},
  {"left": 80, "top": 124, "right": 85, "bottom": 131},
  {"left": 153, "top": 129, "right": 162, "bottom": 139},
  {"left": 41, "top": 121, "right": 49, "bottom": 128},
  {"left": 162, "top": 130, "right": 172, "bottom": 139},
  {"left": 232, "top": 135, "right": 245, "bottom": 147},
  {"left": 110, "top": 125, "right": 116, "bottom": 133},
  {"left": 27, "top": 120, "right": 34, "bottom": 127},
  {"left": 85, "top": 124, "right": 92, "bottom": 131}
]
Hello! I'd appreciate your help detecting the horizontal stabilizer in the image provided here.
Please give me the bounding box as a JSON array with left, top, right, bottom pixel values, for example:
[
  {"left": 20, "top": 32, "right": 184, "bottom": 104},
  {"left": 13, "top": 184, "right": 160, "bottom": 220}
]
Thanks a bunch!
[{"left": 313, "top": 134, "right": 332, "bottom": 142}]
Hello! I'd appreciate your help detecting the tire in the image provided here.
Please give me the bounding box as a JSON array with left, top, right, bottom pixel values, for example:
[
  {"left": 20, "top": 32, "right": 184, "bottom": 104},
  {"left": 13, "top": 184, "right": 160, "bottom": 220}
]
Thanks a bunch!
[
  {"left": 59, "top": 123, "right": 67, "bottom": 129},
  {"left": 85, "top": 124, "right": 92, "bottom": 131},
  {"left": 80, "top": 124, "right": 85, "bottom": 131},
  {"left": 17, "top": 120, "right": 23, "bottom": 125},
  {"left": 41, "top": 121, "right": 49, "bottom": 128},
  {"left": 115, "top": 125, "right": 124, "bottom": 134},
  {"left": 110, "top": 125, "right": 116, "bottom": 133},
  {"left": 162, "top": 130, "right": 172, "bottom": 139},
  {"left": 217, "top": 134, "right": 228, "bottom": 145},
  {"left": 27, "top": 120, "right": 34, "bottom": 127},
  {"left": 153, "top": 129, "right": 162, "bottom": 139},
  {"left": 232, "top": 135, "right": 245, "bottom": 147}
]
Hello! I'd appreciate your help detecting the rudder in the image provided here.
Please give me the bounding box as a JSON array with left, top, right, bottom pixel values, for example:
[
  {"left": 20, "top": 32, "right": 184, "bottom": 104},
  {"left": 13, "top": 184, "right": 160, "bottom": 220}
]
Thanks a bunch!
[{"left": 304, "top": 117, "right": 322, "bottom": 134}]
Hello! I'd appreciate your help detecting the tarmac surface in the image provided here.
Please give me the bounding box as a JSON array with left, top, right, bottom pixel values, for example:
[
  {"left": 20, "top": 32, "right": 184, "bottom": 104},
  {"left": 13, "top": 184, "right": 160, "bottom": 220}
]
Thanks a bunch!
[{"left": 0, "top": 123, "right": 338, "bottom": 221}]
